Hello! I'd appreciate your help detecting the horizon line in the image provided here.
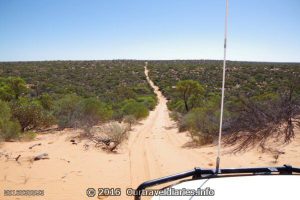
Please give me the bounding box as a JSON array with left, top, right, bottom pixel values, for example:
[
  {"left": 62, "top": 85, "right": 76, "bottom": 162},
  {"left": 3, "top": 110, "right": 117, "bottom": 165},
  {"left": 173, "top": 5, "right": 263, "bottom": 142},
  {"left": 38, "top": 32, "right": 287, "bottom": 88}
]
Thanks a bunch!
[{"left": 0, "top": 58, "right": 300, "bottom": 64}]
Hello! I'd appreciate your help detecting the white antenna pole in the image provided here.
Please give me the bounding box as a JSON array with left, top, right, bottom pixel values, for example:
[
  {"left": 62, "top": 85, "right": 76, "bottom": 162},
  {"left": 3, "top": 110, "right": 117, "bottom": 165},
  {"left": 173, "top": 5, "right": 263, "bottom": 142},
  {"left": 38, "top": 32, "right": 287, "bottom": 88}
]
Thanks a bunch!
[{"left": 216, "top": 0, "right": 229, "bottom": 173}]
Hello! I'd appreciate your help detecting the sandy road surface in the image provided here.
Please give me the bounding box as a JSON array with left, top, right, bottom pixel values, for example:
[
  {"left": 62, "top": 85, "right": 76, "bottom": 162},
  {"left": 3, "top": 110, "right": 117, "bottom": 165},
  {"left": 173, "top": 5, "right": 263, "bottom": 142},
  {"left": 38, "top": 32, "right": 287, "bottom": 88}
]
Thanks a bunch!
[
  {"left": 1, "top": 64, "right": 299, "bottom": 200},
  {"left": 127, "top": 65, "right": 211, "bottom": 188}
]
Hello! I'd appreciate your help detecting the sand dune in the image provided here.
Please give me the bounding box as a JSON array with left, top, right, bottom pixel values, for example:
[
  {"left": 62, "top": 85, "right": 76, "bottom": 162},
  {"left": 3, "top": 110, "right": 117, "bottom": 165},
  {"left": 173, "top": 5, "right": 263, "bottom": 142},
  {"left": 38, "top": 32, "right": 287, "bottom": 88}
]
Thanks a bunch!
[{"left": 1, "top": 66, "right": 299, "bottom": 200}]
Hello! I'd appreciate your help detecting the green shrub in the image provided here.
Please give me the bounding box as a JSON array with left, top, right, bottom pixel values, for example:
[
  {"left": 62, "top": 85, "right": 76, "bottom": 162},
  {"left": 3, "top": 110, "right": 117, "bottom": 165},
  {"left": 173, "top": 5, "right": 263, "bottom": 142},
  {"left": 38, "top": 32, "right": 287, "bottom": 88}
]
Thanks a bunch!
[
  {"left": 78, "top": 98, "right": 112, "bottom": 121},
  {"left": 54, "top": 95, "right": 112, "bottom": 132},
  {"left": 0, "top": 119, "right": 21, "bottom": 141},
  {"left": 169, "top": 111, "right": 182, "bottom": 122},
  {"left": 0, "top": 77, "right": 28, "bottom": 100},
  {"left": 76, "top": 98, "right": 112, "bottom": 133},
  {"left": 38, "top": 93, "right": 54, "bottom": 110},
  {"left": 121, "top": 99, "right": 149, "bottom": 120},
  {"left": 179, "top": 94, "right": 222, "bottom": 145},
  {"left": 11, "top": 97, "right": 55, "bottom": 131},
  {"left": 136, "top": 96, "right": 157, "bottom": 110},
  {"left": 54, "top": 94, "right": 82, "bottom": 128},
  {"left": 111, "top": 105, "right": 123, "bottom": 121},
  {"left": 0, "top": 100, "right": 21, "bottom": 141},
  {"left": 0, "top": 80, "right": 15, "bottom": 101},
  {"left": 180, "top": 110, "right": 215, "bottom": 145},
  {"left": 167, "top": 100, "right": 186, "bottom": 113},
  {"left": 7, "top": 77, "right": 28, "bottom": 99},
  {"left": 0, "top": 100, "right": 11, "bottom": 119}
]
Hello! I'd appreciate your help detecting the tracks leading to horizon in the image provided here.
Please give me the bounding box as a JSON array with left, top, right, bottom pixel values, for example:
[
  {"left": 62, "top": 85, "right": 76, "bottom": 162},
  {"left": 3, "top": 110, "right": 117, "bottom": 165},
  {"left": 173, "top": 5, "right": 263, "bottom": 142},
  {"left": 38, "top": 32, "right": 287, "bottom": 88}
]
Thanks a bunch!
[{"left": 127, "top": 63, "right": 212, "bottom": 188}]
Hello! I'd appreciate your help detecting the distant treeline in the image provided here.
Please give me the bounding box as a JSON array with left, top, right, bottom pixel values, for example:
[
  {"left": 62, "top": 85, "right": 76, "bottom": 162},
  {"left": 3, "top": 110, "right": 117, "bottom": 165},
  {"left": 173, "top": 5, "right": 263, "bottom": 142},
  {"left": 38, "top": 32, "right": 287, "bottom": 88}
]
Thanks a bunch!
[
  {"left": 148, "top": 60, "right": 300, "bottom": 151},
  {"left": 0, "top": 60, "right": 157, "bottom": 141}
]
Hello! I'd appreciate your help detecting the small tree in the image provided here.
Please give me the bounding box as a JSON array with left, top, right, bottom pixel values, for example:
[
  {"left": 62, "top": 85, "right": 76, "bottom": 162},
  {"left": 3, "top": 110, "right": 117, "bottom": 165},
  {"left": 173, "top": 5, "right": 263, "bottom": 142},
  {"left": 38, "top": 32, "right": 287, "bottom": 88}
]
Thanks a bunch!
[{"left": 176, "top": 80, "right": 205, "bottom": 112}]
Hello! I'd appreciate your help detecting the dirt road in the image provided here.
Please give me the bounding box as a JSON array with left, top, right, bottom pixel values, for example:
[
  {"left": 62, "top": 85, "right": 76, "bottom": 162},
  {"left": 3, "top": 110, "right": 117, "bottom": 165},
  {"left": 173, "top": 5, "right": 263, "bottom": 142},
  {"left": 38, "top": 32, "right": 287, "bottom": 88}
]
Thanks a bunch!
[
  {"left": 127, "top": 65, "right": 211, "bottom": 188},
  {"left": 1, "top": 64, "right": 299, "bottom": 200}
]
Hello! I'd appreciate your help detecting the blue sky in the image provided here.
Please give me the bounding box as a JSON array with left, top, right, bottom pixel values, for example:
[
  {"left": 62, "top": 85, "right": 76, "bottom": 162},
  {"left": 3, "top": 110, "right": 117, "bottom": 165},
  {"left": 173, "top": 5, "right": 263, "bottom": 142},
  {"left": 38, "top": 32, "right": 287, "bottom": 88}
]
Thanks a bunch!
[{"left": 0, "top": 0, "right": 299, "bottom": 62}]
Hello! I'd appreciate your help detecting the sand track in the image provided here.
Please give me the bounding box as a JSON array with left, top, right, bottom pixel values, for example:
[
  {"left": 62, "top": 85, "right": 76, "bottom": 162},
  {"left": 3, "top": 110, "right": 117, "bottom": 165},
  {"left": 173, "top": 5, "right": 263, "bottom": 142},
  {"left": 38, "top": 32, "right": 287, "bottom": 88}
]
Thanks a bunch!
[{"left": 128, "top": 65, "right": 205, "bottom": 188}]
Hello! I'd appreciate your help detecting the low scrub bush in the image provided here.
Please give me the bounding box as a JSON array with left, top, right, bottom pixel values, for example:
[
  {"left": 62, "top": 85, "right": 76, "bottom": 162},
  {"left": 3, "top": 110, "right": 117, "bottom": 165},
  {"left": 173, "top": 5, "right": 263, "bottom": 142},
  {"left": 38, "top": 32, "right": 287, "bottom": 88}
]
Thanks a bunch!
[
  {"left": 169, "top": 111, "right": 182, "bottom": 122},
  {"left": 136, "top": 96, "right": 157, "bottom": 110},
  {"left": 38, "top": 93, "right": 54, "bottom": 110},
  {"left": 54, "top": 94, "right": 82, "bottom": 128},
  {"left": 123, "top": 115, "right": 137, "bottom": 130},
  {"left": 0, "top": 119, "right": 21, "bottom": 141},
  {"left": 121, "top": 99, "right": 149, "bottom": 119},
  {"left": 105, "top": 122, "right": 127, "bottom": 144},
  {"left": 0, "top": 77, "right": 28, "bottom": 101},
  {"left": 0, "top": 100, "right": 21, "bottom": 141},
  {"left": 76, "top": 97, "right": 113, "bottom": 134},
  {"left": 180, "top": 110, "right": 215, "bottom": 145},
  {"left": 11, "top": 97, "right": 55, "bottom": 132},
  {"left": 179, "top": 94, "right": 221, "bottom": 145},
  {"left": 54, "top": 94, "right": 112, "bottom": 133}
]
